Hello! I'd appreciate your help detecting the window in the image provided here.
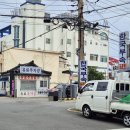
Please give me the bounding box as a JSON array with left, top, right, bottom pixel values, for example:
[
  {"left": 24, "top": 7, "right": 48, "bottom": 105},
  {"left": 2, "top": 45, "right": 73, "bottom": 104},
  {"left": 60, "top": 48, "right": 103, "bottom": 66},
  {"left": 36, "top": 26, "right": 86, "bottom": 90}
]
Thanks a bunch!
[
  {"left": 40, "top": 80, "right": 48, "bottom": 87},
  {"left": 61, "top": 39, "right": 63, "bottom": 45},
  {"left": 67, "top": 52, "right": 71, "bottom": 57},
  {"left": 116, "top": 83, "right": 119, "bottom": 91},
  {"left": 126, "top": 84, "right": 129, "bottom": 91},
  {"left": 83, "top": 83, "right": 94, "bottom": 92},
  {"left": 46, "top": 38, "right": 51, "bottom": 44},
  {"left": 20, "top": 81, "right": 36, "bottom": 90},
  {"left": 67, "top": 39, "right": 71, "bottom": 44},
  {"left": 61, "top": 27, "right": 63, "bottom": 32},
  {"left": 103, "top": 44, "right": 107, "bottom": 47},
  {"left": 85, "top": 41, "right": 87, "bottom": 45},
  {"left": 100, "top": 56, "right": 107, "bottom": 62},
  {"left": 14, "top": 25, "right": 19, "bottom": 39},
  {"left": 120, "top": 83, "right": 124, "bottom": 90},
  {"left": 46, "top": 25, "right": 50, "bottom": 31},
  {"left": 90, "top": 40, "right": 92, "bottom": 44},
  {"left": 100, "top": 32, "right": 108, "bottom": 40},
  {"left": 85, "top": 28, "right": 91, "bottom": 33},
  {"left": 96, "top": 82, "right": 108, "bottom": 91},
  {"left": 14, "top": 25, "right": 20, "bottom": 47},
  {"left": 14, "top": 40, "right": 20, "bottom": 47},
  {"left": 90, "top": 54, "right": 98, "bottom": 61},
  {"left": 95, "top": 42, "right": 98, "bottom": 45}
]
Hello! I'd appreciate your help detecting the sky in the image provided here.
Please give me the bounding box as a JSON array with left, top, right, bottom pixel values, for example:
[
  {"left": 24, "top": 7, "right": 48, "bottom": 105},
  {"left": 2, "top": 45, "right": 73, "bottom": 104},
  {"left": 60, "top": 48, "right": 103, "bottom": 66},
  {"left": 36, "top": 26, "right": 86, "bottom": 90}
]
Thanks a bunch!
[{"left": 0, "top": 0, "right": 130, "bottom": 59}]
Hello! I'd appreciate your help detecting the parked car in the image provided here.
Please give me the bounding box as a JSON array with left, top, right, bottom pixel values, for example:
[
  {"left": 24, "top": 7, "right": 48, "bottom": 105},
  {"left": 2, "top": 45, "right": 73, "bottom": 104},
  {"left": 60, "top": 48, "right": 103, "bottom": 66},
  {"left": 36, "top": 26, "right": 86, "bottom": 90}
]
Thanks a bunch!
[{"left": 48, "top": 83, "right": 68, "bottom": 100}]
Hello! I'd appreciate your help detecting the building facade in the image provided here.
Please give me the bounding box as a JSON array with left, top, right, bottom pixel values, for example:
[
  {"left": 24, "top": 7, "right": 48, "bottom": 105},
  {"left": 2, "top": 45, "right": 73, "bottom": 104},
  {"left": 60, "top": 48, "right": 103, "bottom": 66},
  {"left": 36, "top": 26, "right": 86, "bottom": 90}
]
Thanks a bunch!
[
  {"left": 0, "top": 61, "right": 52, "bottom": 97},
  {"left": 0, "top": 0, "right": 109, "bottom": 79},
  {"left": 0, "top": 48, "right": 71, "bottom": 88}
]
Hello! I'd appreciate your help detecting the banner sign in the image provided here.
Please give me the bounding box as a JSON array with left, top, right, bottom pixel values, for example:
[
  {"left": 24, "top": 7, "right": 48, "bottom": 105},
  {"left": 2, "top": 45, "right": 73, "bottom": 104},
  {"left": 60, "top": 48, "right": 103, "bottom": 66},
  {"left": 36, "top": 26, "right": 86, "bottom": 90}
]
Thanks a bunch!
[
  {"left": 20, "top": 66, "right": 42, "bottom": 74},
  {"left": 119, "top": 32, "right": 129, "bottom": 69},
  {"left": 79, "top": 60, "right": 88, "bottom": 86}
]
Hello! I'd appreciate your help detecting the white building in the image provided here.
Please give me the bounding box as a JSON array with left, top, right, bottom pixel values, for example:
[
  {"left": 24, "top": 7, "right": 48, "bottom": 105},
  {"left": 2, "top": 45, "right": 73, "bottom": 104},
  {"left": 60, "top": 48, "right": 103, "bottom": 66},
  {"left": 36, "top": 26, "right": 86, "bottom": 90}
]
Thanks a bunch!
[{"left": 0, "top": 0, "right": 109, "bottom": 76}]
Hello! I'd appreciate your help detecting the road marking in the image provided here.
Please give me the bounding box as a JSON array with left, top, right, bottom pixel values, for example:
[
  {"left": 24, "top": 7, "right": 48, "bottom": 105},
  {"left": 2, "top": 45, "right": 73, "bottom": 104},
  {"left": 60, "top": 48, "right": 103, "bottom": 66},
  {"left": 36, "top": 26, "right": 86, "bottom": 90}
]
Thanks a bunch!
[
  {"left": 108, "top": 128, "right": 130, "bottom": 130},
  {"left": 67, "top": 108, "right": 82, "bottom": 113}
]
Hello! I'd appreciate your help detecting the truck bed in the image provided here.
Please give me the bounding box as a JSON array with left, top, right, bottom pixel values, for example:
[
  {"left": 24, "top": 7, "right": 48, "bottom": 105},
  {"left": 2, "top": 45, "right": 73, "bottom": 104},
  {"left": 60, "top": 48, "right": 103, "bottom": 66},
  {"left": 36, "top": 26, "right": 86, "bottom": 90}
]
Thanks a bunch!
[{"left": 111, "top": 101, "right": 130, "bottom": 111}]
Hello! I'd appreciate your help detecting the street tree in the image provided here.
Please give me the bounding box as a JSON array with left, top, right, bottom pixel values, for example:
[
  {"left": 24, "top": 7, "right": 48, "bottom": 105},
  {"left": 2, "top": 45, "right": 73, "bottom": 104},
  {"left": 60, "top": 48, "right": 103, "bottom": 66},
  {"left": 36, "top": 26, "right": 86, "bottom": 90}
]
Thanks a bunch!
[{"left": 88, "top": 66, "right": 105, "bottom": 81}]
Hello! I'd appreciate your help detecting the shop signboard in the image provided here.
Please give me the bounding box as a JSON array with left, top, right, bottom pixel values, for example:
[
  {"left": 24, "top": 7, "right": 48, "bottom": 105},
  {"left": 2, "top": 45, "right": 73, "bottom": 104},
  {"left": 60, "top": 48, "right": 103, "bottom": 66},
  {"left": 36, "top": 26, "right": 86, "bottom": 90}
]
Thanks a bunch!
[
  {"left": 119, "top": 32, "right": 129, "bottom": 70},
  {"left": 19, "top": 76, "right": 37, "bottom": 80},
  {"left": 20, "top": 66, "right": 42, "bottom": 74},
  {"left": 79, "top": 60, "right": 88, "bottom": 87}
]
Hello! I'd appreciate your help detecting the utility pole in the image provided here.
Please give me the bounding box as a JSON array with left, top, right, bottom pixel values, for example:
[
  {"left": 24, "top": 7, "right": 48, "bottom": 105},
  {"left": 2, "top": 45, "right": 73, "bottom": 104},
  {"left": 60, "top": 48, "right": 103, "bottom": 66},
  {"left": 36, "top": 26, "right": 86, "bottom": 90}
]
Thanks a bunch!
[
  {"left": 78, "top": 0, "right": 85, "bottom": 88},
  {"left": 78, "top": 0, "right": 84, "bottom": 61}
]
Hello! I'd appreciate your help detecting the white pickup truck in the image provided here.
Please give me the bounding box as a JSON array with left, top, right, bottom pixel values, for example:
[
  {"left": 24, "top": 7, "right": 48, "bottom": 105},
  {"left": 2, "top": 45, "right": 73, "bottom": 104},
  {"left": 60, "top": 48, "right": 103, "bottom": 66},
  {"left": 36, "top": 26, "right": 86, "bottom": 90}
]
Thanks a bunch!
[{"left": 75, "top": 80, "right": 130, "bottom": 127}]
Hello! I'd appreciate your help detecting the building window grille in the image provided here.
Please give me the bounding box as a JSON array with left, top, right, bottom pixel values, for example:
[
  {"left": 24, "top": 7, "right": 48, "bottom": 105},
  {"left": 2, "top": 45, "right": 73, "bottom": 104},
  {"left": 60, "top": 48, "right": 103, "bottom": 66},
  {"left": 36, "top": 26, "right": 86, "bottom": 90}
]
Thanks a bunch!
[
  {"left": 100, "top": 56, "right": 107, "bottom": 62},
  {"left": 67, "top": 39, "right": 71, "bottom": 44},
  {"left": 14, "top": 25, "right": 20, "bottom": 47},
  {"left": 90, "top": 54, "right": 98, "bottom": 61},
  {"left": 46, "top": 38, "right": 51, "bottom": 44},
  {"left": 40, "top": 80, "right": 47, "bottom": 87}
]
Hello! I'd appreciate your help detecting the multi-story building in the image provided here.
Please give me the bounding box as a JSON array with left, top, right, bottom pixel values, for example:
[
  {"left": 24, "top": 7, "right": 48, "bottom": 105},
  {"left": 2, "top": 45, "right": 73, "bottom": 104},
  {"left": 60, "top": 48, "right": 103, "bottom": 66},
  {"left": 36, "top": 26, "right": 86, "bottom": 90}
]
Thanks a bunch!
[{"left": 0, "top": 0, "right": 109, "bottom": 77}]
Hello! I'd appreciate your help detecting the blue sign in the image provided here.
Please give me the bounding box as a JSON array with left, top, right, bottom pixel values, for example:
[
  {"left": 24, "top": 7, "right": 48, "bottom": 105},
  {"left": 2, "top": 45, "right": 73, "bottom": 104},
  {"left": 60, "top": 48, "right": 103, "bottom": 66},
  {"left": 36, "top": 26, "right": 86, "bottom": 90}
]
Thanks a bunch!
[
  {"left": 79, "top": 60, "right": 88, "bottom": 83},
  {"left": 119, "top": 32, "right": 129, "bottom": 69},
  {"left": 20, "top": 66, "right": 42, "bottom": 74}
]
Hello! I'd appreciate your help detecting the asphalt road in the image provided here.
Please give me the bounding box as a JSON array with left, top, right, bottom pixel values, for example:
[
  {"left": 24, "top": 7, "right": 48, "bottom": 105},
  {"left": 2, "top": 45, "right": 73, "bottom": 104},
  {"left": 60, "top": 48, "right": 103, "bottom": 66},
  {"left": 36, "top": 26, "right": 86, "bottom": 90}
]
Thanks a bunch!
[{"left": 0, "top": 97, "right": 127, "bottom": 130}]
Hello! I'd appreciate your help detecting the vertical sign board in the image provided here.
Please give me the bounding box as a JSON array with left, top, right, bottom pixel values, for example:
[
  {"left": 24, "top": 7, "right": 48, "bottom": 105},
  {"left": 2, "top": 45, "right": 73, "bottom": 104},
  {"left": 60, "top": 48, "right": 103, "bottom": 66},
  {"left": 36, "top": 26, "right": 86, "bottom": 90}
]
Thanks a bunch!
[
  {"left": 119, "top": 32, "right": 129, "bottom": 69},
  {"left": 79, "top": 60, "right": 88, "bottom": 87},
  {"left": 11, "top": 80, "right": 15, "bottom": 97}
]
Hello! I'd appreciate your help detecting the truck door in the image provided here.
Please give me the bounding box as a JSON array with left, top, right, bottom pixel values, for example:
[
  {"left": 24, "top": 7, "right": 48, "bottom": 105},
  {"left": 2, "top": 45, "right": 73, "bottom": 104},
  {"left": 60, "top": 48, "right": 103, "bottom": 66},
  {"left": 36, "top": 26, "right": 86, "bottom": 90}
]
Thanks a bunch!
[
  {"left": 92, "top": 81, "right": 109, "bottom": 113},
  {"left": 79, "top": 82, "right": 95, "bottom": 109}
]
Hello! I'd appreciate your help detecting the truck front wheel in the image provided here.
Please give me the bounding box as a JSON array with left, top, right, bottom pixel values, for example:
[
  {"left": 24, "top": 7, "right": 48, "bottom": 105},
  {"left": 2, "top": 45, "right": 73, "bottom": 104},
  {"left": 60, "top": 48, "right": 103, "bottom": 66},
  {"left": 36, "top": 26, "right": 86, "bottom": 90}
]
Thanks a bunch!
[
  {"left": 123, "top": 113, "right": 130, "bottom": 127},
  {"left": 82, "top": 105, "right": 92, "bottom": 119}
]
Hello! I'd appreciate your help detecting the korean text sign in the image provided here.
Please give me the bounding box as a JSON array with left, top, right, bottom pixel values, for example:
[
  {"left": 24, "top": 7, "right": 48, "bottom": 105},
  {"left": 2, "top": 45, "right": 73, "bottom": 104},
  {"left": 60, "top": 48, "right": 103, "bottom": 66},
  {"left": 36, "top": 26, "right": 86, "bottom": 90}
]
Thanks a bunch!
[
  {"left": 20, "top": 66, "right": 42, "bottom": 74},
  {"left": 119, "top": 32, "right": 129, "bottom": 69},
  {"left": 79, "top": 60, "right": 88, "bottom": 85}
]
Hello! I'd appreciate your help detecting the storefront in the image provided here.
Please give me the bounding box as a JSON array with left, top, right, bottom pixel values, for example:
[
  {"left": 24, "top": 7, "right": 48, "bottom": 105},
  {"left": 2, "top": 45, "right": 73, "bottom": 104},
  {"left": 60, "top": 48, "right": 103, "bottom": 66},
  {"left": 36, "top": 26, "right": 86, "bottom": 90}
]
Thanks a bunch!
[{"left": 0, "top": 61, "right": 52, "bottom": 97}]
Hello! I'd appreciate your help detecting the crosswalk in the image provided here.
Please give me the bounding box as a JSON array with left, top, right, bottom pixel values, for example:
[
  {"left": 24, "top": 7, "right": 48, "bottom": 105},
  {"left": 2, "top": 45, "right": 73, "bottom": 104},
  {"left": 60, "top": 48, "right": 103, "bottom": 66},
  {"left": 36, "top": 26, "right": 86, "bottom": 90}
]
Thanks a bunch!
[{"left": 108, "top": 128, "right": 130, "bottom": 130}]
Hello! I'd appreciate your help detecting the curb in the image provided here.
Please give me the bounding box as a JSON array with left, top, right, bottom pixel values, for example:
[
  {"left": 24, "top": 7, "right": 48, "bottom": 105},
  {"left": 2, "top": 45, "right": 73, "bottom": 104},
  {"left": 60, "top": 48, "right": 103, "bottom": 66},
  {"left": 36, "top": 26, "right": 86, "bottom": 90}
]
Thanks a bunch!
[
  {"left": 58, "top": 98, "right": 77, "bottom": 102},
  {"left": 67, "top": 108, "right": 82, "bottom": 113}
]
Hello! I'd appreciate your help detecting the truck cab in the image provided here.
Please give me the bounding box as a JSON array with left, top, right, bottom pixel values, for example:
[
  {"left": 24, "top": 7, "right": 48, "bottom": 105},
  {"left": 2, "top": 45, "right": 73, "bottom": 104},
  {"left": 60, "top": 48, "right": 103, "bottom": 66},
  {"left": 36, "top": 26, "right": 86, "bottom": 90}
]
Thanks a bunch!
[{"left": 76, "top": 80, "right": 115, "bottom": 113}]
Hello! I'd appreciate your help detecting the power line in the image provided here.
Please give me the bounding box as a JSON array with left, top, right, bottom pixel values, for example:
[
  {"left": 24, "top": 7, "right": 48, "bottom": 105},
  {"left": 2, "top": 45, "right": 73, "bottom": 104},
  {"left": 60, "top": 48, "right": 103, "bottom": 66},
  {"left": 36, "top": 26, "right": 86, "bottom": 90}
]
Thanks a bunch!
[
  {"left": 0, "top": 1, "right": 75, "bottom": 6},
  {"left": 86, "top": 1, "right": 122, "bottom": 33},
  {"left": 84, "top": 1, "right": 130, "bottom": 14},
  {"left": 91, "top": 12, "right": 130, "bottom": 22}
]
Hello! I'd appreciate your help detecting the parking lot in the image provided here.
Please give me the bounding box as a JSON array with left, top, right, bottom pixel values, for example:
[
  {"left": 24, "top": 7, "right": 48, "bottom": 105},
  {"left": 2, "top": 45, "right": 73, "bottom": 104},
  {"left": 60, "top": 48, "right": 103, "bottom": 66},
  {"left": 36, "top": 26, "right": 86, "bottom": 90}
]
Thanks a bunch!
[{"left": 0, "top": 97, "right": 128, "bottom": 130}]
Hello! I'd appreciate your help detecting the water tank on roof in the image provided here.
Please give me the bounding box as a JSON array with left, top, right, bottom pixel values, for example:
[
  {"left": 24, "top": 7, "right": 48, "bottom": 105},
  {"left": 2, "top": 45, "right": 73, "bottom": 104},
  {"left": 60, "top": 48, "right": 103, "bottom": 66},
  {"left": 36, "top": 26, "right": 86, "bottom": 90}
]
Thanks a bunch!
[{"left": 26, "top": 0, "right": 41, "bottom": 4}]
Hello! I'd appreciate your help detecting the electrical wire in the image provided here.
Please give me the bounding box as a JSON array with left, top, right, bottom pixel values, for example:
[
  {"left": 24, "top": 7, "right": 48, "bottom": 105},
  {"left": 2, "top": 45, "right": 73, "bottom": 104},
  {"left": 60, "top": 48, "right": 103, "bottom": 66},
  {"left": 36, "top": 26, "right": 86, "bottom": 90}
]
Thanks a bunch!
[
  {"left": 83, "top": 1, "right": 130, "bottom": 14},
  {"left": 91, "top": 12, "right": 130, "bottom": 22}
]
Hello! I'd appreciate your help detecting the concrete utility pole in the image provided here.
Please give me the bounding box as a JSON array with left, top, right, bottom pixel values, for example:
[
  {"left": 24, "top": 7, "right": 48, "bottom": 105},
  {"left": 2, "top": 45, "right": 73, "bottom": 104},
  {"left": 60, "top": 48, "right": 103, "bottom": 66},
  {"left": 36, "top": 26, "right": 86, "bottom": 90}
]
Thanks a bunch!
[
  {"left": 78, "top": 0, "right": 84, "bottom": 61},
  {"left": 78, "top": 0, "right": 85, "bottom": 87}
]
